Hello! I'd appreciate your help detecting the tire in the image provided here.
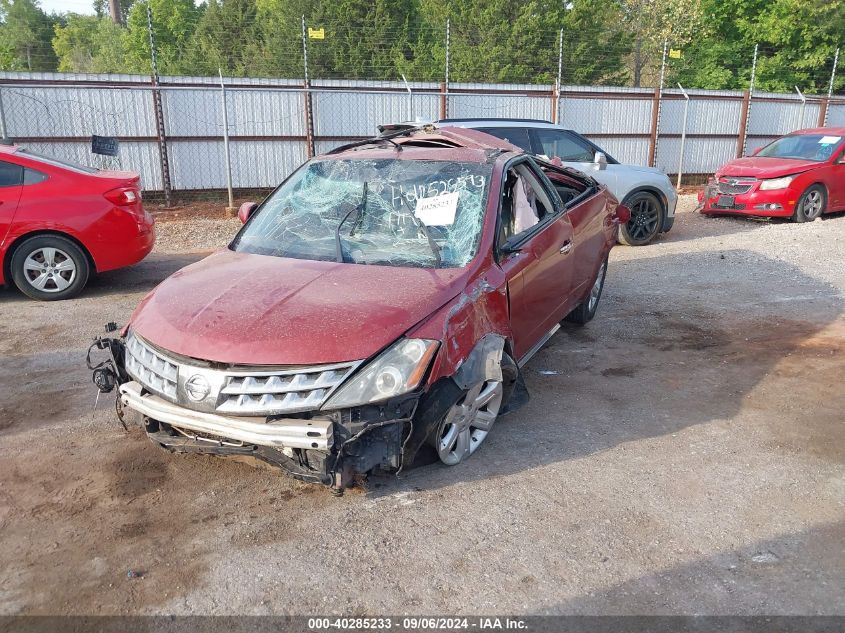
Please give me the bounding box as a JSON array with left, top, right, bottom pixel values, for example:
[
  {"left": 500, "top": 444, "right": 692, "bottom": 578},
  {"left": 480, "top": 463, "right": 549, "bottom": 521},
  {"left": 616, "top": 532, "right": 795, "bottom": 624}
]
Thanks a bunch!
[
  {"left": 10, "top": 235, "right": 90, "bottom": 301},
  {"left": 618, "top": 191, "right": 664, "bottom": 246},
  {"left": 564, "top": 257, "right": 607, "bottom": 325},
  {"left": 430, "top": 353, "right": 516, "bottom": 466},
  {"left": 792, "top": 185, "right": 826, "bottom": 223}
]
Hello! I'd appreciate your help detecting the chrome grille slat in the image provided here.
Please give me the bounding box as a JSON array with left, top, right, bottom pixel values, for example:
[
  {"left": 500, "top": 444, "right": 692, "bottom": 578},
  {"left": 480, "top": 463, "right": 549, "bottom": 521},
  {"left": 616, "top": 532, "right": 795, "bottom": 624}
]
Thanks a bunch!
[
  {"left": 717, "top": 177, "right": 756, "bottom": 195},
  {"left": 124, "top": 331, "right": 359, "bottom": 416}
]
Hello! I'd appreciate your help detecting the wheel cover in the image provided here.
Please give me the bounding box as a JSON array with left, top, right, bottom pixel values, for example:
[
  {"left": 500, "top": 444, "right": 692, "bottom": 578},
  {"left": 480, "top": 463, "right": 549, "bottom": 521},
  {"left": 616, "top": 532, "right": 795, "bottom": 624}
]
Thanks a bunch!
[
  {"left": 587, "top": 261, "right": 607, "bottom": 312},
  {"left": 803, "top": 190, "right": 823, "bottom": 219},
  {"left": 436, "top": 379, "right": 503, "bottom": 466},
  {"left": 23, "top": 247, "right": 77, "bottom": 293},
  {"left": 625, "top": 196, "right": 660, "bottom": 241}
]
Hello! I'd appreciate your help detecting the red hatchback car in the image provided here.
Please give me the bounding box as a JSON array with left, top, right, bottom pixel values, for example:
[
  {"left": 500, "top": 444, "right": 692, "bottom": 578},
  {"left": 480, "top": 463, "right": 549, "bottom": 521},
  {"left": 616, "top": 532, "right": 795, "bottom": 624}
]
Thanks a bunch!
[
  {"left": 0, "top": 144, "right": 155, "bottom": 300},
  {"left": 101, "top": 127, "right": 628, "bottom": 491},
  {"left": 701, "top": 128, "right": 845, "bottom": 222}
]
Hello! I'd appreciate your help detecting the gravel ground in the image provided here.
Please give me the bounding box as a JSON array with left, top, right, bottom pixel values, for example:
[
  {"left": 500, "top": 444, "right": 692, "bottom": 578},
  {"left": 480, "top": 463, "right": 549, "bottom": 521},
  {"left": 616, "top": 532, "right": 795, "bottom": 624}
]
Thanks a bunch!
[{"left": 1, "top": 195, "right": 843, "bottom": 616}]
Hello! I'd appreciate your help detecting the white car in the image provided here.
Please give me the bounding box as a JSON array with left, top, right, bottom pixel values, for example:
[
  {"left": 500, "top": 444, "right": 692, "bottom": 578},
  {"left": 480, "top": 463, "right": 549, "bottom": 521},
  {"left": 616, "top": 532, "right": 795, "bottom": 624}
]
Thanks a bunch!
[{"left": 435, "top": 119, "right": 678, "bottom": 246}]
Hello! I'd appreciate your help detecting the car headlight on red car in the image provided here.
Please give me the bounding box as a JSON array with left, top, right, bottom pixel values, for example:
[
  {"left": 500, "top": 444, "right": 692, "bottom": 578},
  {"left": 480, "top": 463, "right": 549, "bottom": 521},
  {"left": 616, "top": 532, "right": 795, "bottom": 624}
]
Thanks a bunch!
[
  {"left": 759, "top": 175, "right": 795, "bottom": 191},
  {"left": 322, "top": 338, "right": 439, "bottom": 409}
]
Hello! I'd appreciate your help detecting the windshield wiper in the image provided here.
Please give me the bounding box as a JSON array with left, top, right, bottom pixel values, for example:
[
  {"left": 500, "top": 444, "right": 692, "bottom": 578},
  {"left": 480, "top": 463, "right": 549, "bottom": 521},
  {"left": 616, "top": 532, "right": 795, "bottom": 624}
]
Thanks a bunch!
[
  {"left": 398, "top": 194, "right": 442, "bottom": 267},
  {"left": 335, "top": 182, "right": 368, "bottom": 263}
]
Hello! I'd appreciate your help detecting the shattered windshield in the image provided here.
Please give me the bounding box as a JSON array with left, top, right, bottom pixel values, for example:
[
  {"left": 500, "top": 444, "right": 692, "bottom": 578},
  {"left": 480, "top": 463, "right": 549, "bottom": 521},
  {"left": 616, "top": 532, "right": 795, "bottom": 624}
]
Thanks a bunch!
[{"left": 231, "top": 158, "right": 491, "bottom": 268}]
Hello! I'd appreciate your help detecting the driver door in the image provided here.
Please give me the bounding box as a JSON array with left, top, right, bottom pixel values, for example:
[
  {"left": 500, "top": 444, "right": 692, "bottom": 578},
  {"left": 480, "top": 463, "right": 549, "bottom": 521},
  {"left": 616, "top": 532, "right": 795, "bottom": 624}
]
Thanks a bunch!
[{"left": 496, "top": 160, "right": 576, "bottom": 362}]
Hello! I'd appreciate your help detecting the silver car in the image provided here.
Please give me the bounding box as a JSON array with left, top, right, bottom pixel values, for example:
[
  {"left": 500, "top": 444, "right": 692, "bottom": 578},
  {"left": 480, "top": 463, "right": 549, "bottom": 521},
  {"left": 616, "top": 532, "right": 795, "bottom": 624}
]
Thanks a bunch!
[{"left": 436, "top": 119, "right": 678, "bottom": 246}]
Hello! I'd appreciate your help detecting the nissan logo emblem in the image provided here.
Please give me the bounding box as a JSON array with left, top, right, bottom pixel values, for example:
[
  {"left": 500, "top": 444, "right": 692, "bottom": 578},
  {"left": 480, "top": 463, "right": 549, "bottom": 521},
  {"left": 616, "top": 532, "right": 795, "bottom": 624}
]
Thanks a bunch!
[{"left": 185, "top": 374, "right": 211, "bottom": 401}]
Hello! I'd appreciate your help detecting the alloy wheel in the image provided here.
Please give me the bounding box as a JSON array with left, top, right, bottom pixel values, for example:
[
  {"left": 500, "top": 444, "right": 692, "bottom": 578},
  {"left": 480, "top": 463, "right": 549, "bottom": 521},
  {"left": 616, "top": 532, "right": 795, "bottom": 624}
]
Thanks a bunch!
[
  {"left": 435, "top": 379, "right": 503, "bottom": 465},
  {"left": 626, "top": 197, "right": 661, "bottom": 242},
  {"left": 803, "top": 190, "right": 823, "bottom": 219},
  {"left": 22, "top": 247, "right": 77, "bottom": 293}
]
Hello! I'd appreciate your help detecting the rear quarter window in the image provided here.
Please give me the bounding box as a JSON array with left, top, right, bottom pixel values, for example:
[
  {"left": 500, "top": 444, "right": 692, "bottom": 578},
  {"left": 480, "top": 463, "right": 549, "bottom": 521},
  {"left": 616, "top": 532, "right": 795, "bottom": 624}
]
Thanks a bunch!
[
  {"left": 23, "top": 168, "right": 48, "bottom": 185},
  {"left": 0, "top": 160, "right": 23, "bottom": 187}
]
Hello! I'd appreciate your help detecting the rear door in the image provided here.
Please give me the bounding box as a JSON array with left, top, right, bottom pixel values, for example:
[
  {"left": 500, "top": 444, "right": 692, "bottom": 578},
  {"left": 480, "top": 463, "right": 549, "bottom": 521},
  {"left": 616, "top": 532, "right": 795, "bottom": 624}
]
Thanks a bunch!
[
  {"left": 0, "top": 159, "right": 24, "bottom": 248},
  {"left": 496, "top": 159, "right": 576, "bottom": 361}
]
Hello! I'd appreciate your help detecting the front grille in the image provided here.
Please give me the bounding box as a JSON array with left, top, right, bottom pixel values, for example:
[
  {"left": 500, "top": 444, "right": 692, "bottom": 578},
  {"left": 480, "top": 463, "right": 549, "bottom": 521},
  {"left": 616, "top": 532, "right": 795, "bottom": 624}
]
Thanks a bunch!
[
  {"left": 717, "top": 177, "right": 756, "bottom": 195},
  {"left": 125, "top": 332, "right": 178, "bottom": 400},
  {"left": 125, "top": 330, "right": 359, "bottom": 416},
  {"left": 217, "top": 364, "right": 358, "bottom": 415}
]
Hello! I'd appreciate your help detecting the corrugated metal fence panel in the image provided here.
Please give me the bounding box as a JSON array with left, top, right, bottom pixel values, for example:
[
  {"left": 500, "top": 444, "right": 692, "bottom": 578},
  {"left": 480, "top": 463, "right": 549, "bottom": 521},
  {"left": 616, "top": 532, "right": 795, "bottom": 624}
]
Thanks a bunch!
[
  {"left": 748, "top": 95, "right": 819, "bottom": 136},
  {"left": 313, "top": 90, "right": 438, "bottom": 136},
  {"left": 1, "top": 85, "right": 156, "bottom": 138},
  {"left": 655, "top": 137, "right": 737, "bottom": 175},
  {"left": 227, "top": 89, "right": 307, "bottom": 137},
  {"left": 659, "top": 96, "right": 742, "bottom": 135},
  {"left": 588, "top": 136, "right": 651, "bottom": 166},
  {"left": 448, "top": 94, "right": 553, "bottom": 121},
  {"left": 561, "top": 96, "right": 653, "bottom": 135},
  {"left": 825, "top": 101, "right": 845, "bottom": 126}
]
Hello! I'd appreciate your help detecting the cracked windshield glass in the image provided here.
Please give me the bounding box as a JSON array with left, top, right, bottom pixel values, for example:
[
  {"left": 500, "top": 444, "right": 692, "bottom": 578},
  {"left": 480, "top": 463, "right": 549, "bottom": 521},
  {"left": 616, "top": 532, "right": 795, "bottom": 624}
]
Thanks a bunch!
[{"left": 232, "top": 158, "right": 491, "bottom": 268}]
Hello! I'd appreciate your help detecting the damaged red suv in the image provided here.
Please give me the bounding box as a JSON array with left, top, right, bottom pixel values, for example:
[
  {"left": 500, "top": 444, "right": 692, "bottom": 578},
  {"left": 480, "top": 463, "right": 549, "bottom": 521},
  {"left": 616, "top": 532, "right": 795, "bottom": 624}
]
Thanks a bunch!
[{"left": 106, "top": 127, "right": 627, "bottom": 491}]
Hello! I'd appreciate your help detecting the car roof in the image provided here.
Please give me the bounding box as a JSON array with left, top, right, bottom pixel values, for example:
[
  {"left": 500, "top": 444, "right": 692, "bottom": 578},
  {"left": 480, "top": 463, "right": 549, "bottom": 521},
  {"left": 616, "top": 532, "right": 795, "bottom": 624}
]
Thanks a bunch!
[
  {"left": 323, "top": 125, "right": 524, "bottom": 162},
  {"left": 793, "top": 127, "right": 845, "bottom": 136}
]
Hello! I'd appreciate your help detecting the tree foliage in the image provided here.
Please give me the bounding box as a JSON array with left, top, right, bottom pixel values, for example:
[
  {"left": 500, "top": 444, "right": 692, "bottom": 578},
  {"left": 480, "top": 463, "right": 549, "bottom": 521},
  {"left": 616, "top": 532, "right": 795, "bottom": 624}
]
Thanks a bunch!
[{"left": 0, "top": 0, "right": 841, "bottom": 95}]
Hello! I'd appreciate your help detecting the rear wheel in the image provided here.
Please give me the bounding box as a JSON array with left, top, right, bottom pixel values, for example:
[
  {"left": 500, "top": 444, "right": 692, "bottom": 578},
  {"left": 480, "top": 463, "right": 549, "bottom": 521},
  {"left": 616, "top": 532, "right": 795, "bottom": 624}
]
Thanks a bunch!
[
  {"left": 792, "top": 185, "right": 826, "bottom": 223},
  {"left": 10, "top": 235, "right": 90, "bottom": 301},
  {"left": 565, "top": 257, "right": 607, "bottom": 325},
  {"left": 618, "top": 192, "right": 664, "bottom": 246}
]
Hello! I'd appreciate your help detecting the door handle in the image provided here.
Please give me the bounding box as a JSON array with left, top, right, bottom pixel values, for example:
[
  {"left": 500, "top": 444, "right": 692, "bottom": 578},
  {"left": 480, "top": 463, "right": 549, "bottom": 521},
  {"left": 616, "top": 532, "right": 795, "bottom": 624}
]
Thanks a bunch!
[{"left": 559, "top": 240, "right": 573, "bottom": 255}]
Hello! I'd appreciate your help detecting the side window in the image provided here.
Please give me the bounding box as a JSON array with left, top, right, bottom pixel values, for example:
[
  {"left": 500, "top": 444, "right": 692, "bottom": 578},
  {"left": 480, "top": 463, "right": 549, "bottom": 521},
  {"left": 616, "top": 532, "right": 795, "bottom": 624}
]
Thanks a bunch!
[
  {"left": 477, "top": 127, "right": 532, "bottom": 152},
  {"left": 23, "top": 168, "right": 48, "bottom": 185},
  {"left": 499, "top": 163, "right": 555, "bottom": 245},
  {"left": 0, "top": 160, "right": 24, "bottom": 188},
  {"left": 534, "top": 129, "right": 594, "bottom": 162}
]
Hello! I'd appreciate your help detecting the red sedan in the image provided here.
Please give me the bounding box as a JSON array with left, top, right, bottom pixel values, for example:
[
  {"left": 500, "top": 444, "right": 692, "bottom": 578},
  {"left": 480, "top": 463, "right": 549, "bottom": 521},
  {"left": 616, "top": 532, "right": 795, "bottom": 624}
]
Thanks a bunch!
[
  {"left": 0, "top": 144, "right": 155, "bottom": 300},
  {"left": 701, "top": 127, "right": 845, "bottom": 221},
  {"left": 97, "top": 127, "right": 628, "bottom": 491}
]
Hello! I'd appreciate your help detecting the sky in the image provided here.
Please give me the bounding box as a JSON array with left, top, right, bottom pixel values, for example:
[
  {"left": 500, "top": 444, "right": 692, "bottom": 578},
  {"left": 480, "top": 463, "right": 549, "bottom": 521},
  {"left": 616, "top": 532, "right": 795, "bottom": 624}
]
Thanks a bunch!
[{"left": 40, "top": 0, "right": 96, "bottom": 14}]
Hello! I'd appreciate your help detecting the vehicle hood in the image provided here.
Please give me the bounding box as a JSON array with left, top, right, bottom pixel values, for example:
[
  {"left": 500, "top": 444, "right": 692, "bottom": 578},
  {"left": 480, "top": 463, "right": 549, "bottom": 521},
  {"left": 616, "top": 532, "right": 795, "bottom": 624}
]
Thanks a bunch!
[
  {"left": 717, "top": 157, "right": 820, "bottom": 179},
  {"left": 129, "top": 249, "right": 468, "bottom": 366}
]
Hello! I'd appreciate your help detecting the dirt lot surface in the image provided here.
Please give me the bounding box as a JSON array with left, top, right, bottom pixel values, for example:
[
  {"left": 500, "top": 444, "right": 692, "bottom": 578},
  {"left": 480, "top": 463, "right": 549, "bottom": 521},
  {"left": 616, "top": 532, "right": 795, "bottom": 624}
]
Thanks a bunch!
[{"left": 1, "top": 195, "right": 843, "bottom": 615}]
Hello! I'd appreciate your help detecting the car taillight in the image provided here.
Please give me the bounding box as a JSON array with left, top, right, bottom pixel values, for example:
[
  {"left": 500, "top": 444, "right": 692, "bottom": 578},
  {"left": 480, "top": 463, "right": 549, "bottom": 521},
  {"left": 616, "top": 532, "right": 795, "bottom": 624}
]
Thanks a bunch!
[{"left": 104, "top": 186, "right": 140, "bottom": 206}]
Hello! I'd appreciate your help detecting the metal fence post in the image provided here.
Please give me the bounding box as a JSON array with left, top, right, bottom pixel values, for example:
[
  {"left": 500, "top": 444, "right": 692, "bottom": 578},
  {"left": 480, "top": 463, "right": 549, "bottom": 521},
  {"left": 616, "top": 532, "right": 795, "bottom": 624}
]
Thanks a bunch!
[
  {"left": 794, "top": 85, "right": 806, "bottom": 131},
  {"left": 552, "top": 28, "right": 563, "bottom": 124},
  {"left": 219, "top": 69, "right": 235, "bottom": 213},
  {"left": 820, "top": 47, "right": 839, "bottom": 126},
  {"left": 444, "top": 18, "right": 450, "bottom": 118},
  {"left": 401, "top": 74, "right": 413, "bottom": 121},
  {"left": 738, "top": 43, "right": 758, "bottom": 158},
  {"left": 147, "top": 5, "right": 172, "bottom": 207},
  {"left": 648, "top": 40, "right": 667, "bottom": 167},
  {"left": 676, "top": 83, "right": 690, "bottom": 189},
  {"left": 301, "top": 15, "right": 315, "bottom": 158},
  {"left": 0, "top": 86, "right": 7, "bottom": 139}
]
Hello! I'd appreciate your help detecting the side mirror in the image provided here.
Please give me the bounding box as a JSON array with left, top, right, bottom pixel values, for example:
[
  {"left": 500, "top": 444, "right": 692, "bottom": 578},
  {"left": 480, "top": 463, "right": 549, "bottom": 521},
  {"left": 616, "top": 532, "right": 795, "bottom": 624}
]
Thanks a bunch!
[
  {"left": 593, "top": 152, "right": 608, "bottom": 170},
  {"left": 615, "top": 204, "right": 631, "bottom": 224},
  {"left": 238, "top": 202, "right": 258, "bottom": 224}
]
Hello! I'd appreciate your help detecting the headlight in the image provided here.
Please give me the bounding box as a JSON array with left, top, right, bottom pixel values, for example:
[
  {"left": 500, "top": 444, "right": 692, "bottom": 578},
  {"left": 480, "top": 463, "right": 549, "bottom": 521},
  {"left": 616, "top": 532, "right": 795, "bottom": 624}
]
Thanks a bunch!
[
  {"left": 322, "top": 338, "right": 439, "bottom": 409},
  {"left": 759, "top": 175, "right": 795, "bottom": 190}
]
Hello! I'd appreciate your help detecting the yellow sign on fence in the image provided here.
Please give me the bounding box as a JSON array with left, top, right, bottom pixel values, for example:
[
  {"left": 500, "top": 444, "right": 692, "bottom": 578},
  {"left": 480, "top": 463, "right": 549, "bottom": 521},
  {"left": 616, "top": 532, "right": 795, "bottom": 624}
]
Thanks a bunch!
[
  {"left": 308, "top": 27, "right": 325, "bottom": 40},
  {"left": 669, "top": 49, "right": 682, "bottom": 59}
]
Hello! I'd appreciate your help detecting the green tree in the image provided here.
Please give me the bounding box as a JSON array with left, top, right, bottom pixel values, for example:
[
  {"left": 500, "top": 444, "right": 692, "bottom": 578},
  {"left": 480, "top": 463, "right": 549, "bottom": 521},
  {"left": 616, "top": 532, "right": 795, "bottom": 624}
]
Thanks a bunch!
[
  {"left": 123, "top": 0, "right": 200, "bottom": 74},
  {"left": 93, "top": 0, "right": 134, "bottom": 23},
  {"left": 672, "top": 0, "right": 843, "bottom": 93},
  {"left": 0, "top": 0, "right": 58, "bottom": 71},
  {"left": 185, "top": 0, "right": 258, "bottom": 75},
  {"left": 53, "top": 14, "right": 127, "bottom": 72}
]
